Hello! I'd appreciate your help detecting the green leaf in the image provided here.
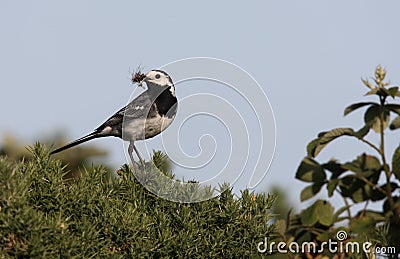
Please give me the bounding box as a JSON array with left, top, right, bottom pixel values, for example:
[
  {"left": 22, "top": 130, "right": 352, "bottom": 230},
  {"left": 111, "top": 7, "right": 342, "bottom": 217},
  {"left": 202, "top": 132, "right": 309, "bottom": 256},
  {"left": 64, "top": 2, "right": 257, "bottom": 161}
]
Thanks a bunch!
[
  {"left": 339, "top": 174, "right": 370, "bottom": 203},
  {"left": 389, "top": 116, "right": 400, "bottom": 130},
  {"left": 322, "top": 160, "right": 346, "bottom": 178},
  {"left": 392, "top": 145, "right": 400, "bottom": 180},
  {"left": 310, "top": 128, "right": 355, "bottom": 157},
  {"left": 327, "top": 179, "right": 339, "bottom": 197},
  {"left": 300, "top": 183, "right": 323, "bottom": 201},
  {"left": 301, "top": 200, "right": 334, "bottom": 227},
  {"left": 363, "top": 210, "right": 386, "bottom": 222},
  {"left": 319, "top": 128, "right": 355, "bottom": 144},
  {"left": 371, "top": 183, "right": 398, "bottom": 202},
  {"left": 342, "top": 162, "right": 362, "bottom": 174},
  {"left": 301, "top": 202, "right": 319, "bottom": 226},
  {"left": 366, "top": 87, "right": 390, "bottom": 97},
  {"left": 344, "top": 102, "right": 376, "bottom": 116},
  {"left": 364, "top": 154, "right": 381, "bottom": 171},
  {"left": 306, "top": 138, "right": 320, "bottom": 157},
  {"left": 370, "top": 187, "right": 387, "bottom": 201},
  {"left": 379, "top": 87, "right": 390, "bottom": 97},
  {"left": 350, "top": 215, "right": 375, "bottom": 234},
  {"left": 388, "top": 86, "right": 399, "bottom": 98},
  {"left": 386, "top": 104, "right": 400, "bottom": 115},
  {"left": 351, "top": 186, "right": 370, "bottom": 203},
  {"left": 354, "top": 124, "right": 370, "bottom": 138},
  {"left": 342, "top": 153, "right": 381, "bottom": 172},
  {"left": 364, "top": 105, "right": 390, "bottom": 133},
  {"left": 316, "top": 200, "right": 334, "bottom": 226},
  {"left": 361, "top": 78, "right": 375, "bottom": 89},
  {"left": 295, "top": 157, "right": 326, "bottom": 183},
  {"left": 365, "top": 88, "right": 379, "bottom": 96},
  {"left": 341, "top": 153, "right": 381, "bottom": 184}
]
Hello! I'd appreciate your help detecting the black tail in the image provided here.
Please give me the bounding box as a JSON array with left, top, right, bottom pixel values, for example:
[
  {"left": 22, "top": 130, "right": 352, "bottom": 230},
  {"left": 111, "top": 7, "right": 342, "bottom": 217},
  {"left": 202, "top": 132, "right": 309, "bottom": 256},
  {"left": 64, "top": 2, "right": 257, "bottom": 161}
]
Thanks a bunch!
[{"left": 51, "top": 132, "right": 100, "bottom": 155}]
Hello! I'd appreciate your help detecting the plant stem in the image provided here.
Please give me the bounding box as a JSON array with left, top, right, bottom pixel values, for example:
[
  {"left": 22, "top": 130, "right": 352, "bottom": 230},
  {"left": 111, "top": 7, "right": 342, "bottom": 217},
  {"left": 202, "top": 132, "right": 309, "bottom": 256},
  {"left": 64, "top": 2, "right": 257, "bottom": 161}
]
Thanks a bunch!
[
  {"left": 357, "top": 137, "right": 382, "bottom": 155},
  {"left": 356, "top": 175, "right": 386, "bottom": 195},
  {"left": 343, "top": 196, "right": 352, "bottom": 220},
  {"left": 379, "top": 95, "right": 398, "bottom": 223}
]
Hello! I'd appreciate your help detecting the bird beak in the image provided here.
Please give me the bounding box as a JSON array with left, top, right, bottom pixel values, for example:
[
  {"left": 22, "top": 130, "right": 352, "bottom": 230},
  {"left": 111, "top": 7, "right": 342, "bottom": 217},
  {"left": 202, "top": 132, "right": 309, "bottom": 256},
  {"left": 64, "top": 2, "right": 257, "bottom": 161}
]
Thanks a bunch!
[{"left": 138, "top": 76, "right": 147, "bottom": 88}]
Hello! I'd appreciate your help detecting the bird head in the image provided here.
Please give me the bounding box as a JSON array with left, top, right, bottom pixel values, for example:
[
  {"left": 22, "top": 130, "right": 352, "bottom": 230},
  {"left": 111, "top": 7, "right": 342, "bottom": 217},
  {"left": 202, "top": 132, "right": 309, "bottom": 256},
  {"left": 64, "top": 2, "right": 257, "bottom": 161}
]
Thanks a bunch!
[{"left": 140, "top": 70, "right": 174, "bottom": 88}]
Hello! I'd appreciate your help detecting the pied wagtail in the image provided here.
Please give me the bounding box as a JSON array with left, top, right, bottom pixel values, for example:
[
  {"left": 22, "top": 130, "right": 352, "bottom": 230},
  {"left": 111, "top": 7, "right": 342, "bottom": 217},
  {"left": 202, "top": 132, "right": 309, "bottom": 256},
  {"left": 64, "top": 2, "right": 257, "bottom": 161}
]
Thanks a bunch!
[{"left": 51, "top": 69, "right": 177, "bottom": 168}]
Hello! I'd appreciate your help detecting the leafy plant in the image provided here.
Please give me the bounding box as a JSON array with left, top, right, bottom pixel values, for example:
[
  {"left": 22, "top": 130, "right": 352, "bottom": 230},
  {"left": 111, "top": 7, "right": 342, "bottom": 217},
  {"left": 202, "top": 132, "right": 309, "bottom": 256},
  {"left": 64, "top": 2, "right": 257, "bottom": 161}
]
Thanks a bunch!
[{"left": 283, "top": 66, "right": 400, "bottom": 258}]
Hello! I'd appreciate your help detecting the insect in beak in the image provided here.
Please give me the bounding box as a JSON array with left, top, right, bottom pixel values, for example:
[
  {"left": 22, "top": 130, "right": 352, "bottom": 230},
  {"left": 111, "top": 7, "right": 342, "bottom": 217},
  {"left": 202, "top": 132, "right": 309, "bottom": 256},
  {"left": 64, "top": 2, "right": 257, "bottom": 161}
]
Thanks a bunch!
[{"left": 131, "top": 70, "right": 146, "bottom": 88}]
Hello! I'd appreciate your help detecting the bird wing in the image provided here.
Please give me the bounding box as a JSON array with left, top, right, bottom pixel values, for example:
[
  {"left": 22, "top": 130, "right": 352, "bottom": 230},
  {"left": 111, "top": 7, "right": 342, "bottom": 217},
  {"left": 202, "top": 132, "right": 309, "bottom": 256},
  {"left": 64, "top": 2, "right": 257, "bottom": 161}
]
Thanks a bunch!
[
  {"left": 51, "top": 92, "right": 157, "bottom": 154},
  {"left": 95, "top": 91, "right": 156, "bottom": 133}
]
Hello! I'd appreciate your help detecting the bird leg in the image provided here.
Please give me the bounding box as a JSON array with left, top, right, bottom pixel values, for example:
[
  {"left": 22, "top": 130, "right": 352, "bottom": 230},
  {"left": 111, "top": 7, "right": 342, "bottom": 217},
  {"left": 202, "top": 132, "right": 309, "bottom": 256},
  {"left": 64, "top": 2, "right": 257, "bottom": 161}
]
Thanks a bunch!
[
  {"left": 133, "top": 144, "right": 145, "bottom": 166},
  {"left": 128, "top": 142, "right": 139, "bottom": 172},
  {"left": 128, "top": 141, "right": 144, "bottom": 171}
]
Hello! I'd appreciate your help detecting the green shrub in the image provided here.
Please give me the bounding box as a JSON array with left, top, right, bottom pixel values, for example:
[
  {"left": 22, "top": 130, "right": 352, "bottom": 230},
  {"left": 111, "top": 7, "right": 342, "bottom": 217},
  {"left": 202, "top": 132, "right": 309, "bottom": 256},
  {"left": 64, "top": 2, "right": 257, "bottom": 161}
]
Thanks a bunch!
[
  {"left": 0, "top": 144, "right": 274, "bottom": 258},
  {"left": 277, "top": 66, "right": 400, "bottom": 258}
]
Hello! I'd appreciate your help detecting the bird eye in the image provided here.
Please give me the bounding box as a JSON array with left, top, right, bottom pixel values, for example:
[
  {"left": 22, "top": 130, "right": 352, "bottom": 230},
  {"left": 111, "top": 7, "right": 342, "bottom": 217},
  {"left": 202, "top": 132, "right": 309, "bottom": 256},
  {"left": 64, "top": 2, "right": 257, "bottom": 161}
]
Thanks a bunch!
[{"left": 155, "top": 74, "right": 161, "bottom": 79}]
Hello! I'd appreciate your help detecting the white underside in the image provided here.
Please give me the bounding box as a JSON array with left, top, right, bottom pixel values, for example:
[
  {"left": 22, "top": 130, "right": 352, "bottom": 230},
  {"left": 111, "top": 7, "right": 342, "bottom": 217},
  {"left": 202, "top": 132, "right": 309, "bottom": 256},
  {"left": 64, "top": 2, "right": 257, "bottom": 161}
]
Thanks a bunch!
[{"left": 121, "top": 114, "right": 175, "bottom": 141}]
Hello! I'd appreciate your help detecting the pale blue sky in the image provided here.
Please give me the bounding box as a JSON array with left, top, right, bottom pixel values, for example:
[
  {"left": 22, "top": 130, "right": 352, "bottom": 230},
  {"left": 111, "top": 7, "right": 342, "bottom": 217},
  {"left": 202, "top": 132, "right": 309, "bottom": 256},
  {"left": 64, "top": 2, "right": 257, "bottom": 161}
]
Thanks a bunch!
[{"left": 1, "top": 1, "right": 400, "bottom": 208}]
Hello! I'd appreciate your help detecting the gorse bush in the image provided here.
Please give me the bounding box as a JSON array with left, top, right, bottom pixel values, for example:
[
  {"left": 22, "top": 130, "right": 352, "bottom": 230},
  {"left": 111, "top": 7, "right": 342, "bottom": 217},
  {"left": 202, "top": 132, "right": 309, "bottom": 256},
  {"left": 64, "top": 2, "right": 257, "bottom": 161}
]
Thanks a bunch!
[
  {"left": 0, "top": 133, "right": 110, "bottom": 179},
  {"left": 0, "top": 144, "right": 275, "bottom": 258}
]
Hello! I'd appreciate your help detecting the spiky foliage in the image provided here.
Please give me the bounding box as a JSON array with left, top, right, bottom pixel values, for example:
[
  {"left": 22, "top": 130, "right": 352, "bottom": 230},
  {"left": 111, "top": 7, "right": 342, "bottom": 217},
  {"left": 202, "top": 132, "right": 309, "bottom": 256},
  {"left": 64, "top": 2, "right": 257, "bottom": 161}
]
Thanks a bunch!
[{"left": 0, "top": 144, "right": 275, "bottom": 258}]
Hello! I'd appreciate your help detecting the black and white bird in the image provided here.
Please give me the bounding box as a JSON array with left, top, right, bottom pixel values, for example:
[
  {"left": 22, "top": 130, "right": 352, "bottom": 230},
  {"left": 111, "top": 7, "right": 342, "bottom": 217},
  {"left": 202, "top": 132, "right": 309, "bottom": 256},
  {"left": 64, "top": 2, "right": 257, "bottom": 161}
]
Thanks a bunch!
[{"left": 51, "top": 70, "right": 177, "bottom": 168}]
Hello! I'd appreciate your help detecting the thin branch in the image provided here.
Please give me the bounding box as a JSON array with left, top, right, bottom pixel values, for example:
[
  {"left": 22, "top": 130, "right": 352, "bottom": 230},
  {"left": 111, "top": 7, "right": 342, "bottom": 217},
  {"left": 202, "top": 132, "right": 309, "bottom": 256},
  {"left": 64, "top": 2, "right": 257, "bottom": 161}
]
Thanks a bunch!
[
  {"left": 343, "top": 196, "right": 352, "bottom": 220},
  {"left": 356, "top": 175, "right": 386, "bottom": 195},
  {"left": 357, "top": 137, "right": 382, "bottom": 156},
  {"left": 362, "top": 200, "right": 369, "bottom": 214}
]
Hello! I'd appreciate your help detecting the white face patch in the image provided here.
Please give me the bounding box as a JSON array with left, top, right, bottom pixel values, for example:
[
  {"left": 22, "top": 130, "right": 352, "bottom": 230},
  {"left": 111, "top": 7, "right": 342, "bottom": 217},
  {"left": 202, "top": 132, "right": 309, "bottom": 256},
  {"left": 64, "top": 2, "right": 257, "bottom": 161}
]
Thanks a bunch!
[
  {"left": 134, "top": 106, "right": 144, "bottom": 110},
  {"left": 145, "top": 70, "right": 173, "bottom": 87}
]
